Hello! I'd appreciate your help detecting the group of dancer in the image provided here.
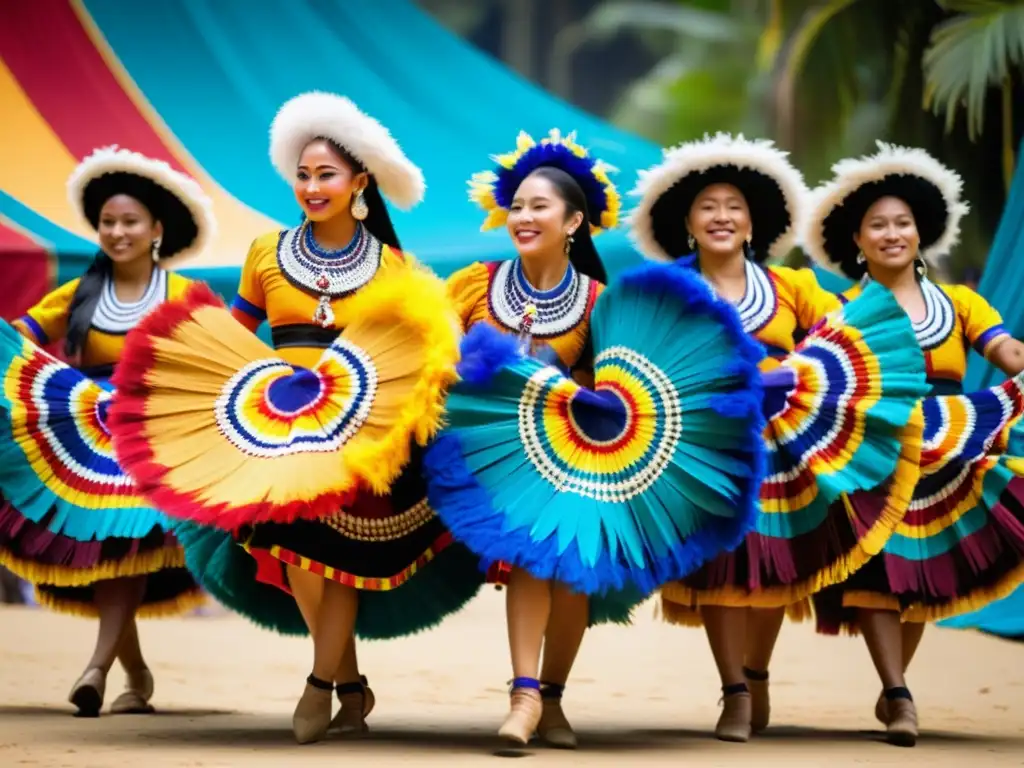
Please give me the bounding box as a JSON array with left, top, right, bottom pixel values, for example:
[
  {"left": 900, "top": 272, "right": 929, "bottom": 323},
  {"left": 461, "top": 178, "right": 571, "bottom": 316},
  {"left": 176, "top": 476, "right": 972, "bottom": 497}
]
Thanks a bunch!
[{"left": 2, "top": 91, "right": 1023, "bottom": 752}]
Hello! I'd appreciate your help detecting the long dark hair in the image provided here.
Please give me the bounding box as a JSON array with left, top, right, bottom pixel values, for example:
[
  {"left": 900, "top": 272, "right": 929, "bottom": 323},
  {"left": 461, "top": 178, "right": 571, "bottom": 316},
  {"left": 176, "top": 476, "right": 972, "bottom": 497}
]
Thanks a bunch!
[
  {"left": 65, "top": 251, "right": 113, "bottom": 359},
  {"left": 311, "top": 137, "right": 402, "bottom": 251},
  {"left": 524, "top": 166, "right": 607, "bottom": 284}
]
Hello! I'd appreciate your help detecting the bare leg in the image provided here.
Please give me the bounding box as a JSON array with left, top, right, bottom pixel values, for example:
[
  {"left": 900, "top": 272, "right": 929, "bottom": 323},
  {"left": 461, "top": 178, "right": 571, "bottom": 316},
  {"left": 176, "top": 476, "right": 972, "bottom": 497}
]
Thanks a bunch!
[
  {"left": 744, "top": 606, "right": 785, "bottom": 732},
  {"left": 293, "top": 580, "right": 359, "bottom": 744},
  {"left": 287, "top": 564, "right": 323, "bottom": 632},
  {"left": 701, "top": 605, "right": 752, "bottom": 742},
  {"left": 859, "top": 608, "right": 917, "bottom": 746},
  {"left": 901, "top": 622, "right": 925, "bottom": 670},
  {"left": 536, "top": 584, "right": 588, "bottom": 748},
  {"left": 287, "top": 566, "right": 371, "bottom": 729},
  {"left": 87, "top": 577, "right": 146, "bottom": 673},
  {"left": 69, "top": 576, "right": 146, "bottom": 717},
  {"left": 116, "top": 618, "right": 147, "bottom": 676},
  {"left": 539, "top": 584, "right": 588, "bottom": 685},
  {"left": 500, "top": 567, "right": 550, "bottom": 744},
  {"left": 109, "top": 619, "right": 156, "bottom": 714}
]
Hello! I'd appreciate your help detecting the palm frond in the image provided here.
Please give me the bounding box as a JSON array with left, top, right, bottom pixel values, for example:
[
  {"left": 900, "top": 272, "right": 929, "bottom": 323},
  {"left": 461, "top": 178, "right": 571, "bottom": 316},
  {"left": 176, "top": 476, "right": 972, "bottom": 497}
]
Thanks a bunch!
[{"left": 923, "top": 1, "right": 1024, "bottom": 139}]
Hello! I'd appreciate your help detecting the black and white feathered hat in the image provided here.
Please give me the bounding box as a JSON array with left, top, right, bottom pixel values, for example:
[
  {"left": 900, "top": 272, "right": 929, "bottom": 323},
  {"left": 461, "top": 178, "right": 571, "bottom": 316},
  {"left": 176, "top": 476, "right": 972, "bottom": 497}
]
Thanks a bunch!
[
  {"left": 803, "top": 141, "right": 969, "bottom": 279},
  {"left": 629, "top": 132, "right": 808, "bottom": 263},
  {"left": 269, "top": 91, "right": 425, "bottom": 210},
  {"left": 67, "top": 145, "right": 216, "bottom": 261}
]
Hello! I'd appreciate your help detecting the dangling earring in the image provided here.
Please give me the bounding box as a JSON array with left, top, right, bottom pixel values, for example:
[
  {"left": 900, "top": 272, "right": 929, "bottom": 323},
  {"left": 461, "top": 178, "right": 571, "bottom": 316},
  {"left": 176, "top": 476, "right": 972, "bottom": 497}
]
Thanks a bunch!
[
  {"left": 351, "top": 188, "right": 368, "bottom": 221},
  {"left": 856, "top": 250, "right": 866, "bottom": 264},
  {"left": 151, "top": 237, "right": 162, "bottom": 263},
  {"left": 915, "top": 257, "right": 928, "bottom": 278},
  {"left": 742, "top": 233, "right": 754, "bottom": 261},
  {"left": 687, "top": 232, "right": 696, "bottom": 252},
  {"left": 564, "top": 231, "right": 575, "bottom": 257}
]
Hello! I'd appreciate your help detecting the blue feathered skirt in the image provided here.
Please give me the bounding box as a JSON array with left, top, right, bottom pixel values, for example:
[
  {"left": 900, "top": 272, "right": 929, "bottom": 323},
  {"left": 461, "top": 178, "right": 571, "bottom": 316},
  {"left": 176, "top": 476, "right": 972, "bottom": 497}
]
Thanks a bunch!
[{"left": 423, "top": 262, "right": 768, "bottom": 618}]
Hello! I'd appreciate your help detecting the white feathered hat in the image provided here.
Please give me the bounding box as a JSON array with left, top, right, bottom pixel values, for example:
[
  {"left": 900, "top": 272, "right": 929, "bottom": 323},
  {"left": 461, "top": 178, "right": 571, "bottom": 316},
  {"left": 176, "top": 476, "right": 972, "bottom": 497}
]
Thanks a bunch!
[
  {"left": 269, "top": 91, "right": 425, "bottom": 210},
  {"left": 67, "top": 145, "right": 216, "bottom": 262},
  {"left": 802, "top": 141, "right": 969, "bottom": 279},
  {"left": 629, "top": 132, "right": 808, "bottom": 263}
]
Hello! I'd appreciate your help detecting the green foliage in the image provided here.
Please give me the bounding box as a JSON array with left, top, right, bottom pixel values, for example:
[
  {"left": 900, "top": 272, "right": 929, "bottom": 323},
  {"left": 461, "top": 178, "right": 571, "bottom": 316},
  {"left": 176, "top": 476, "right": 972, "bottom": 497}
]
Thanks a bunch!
[{"left": 923, "top": 0, "right": 1024, "bottom": 139}]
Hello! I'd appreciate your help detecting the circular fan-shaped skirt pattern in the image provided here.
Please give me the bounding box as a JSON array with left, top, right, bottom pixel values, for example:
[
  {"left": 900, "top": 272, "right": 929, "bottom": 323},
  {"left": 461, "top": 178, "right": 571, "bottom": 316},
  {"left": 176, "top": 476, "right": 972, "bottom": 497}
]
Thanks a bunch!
[
  {"left": 108, "top": 271, "right": 460, "bottom": 531},
  {"left": 3, "top": 345, "right": 143, "bottom": 513},
  {"left": 424, "top": 262, "right": 767, "bottom": 597},
  {"left": 661, "top": 280, "right": 930, "bottom": 619},
  {"left": 214, "top": 341, "right": 378, "bottom": 459},
  {"left": 813, "top": 374, "right": 1024, "bottom": 634},
  {"left": 519, "top": 346, "right": 682, "bottom": 503}
]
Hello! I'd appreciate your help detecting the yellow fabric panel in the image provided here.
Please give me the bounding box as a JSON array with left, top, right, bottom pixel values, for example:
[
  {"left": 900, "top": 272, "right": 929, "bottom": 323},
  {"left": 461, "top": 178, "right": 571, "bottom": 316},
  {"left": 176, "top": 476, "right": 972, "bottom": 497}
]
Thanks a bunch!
[
  {"left": 240, "top": 232, "right": 412, "bottom": 367},
  {"left": 0, "top": 60, "right": 94, "bottom": 239},
  {"left": 15, "top": 279, "right": 80, "bottom": 345}
]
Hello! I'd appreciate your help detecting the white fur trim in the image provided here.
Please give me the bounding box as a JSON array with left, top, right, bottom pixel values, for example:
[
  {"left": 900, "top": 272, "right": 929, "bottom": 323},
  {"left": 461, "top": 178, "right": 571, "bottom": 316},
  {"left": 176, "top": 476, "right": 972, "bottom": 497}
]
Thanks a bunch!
[
  {"left": 627, "top": 132, "right": 808, "bottom": 262},
  {"left": 269, "top": 92, "right": 425, "bottom": 210},
  {"left": 66, "top": 145, "right": 216, "bottom": 262},
  {"left": 802, "top": 140, "right": 970, "bottom": 276}
]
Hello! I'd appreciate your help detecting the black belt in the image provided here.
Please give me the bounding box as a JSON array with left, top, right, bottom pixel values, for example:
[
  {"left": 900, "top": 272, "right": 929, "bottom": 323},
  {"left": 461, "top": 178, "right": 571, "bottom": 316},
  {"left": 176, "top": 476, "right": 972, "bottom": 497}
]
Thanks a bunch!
[
  {"left": 78, "top": 363, "right": 115, "bottom": 380},
  {"left": 271, "top": 324, "right": 340, "bottom": 350},
  {"left": 926, "top": 378, "right": 963, "bottom": 396}
]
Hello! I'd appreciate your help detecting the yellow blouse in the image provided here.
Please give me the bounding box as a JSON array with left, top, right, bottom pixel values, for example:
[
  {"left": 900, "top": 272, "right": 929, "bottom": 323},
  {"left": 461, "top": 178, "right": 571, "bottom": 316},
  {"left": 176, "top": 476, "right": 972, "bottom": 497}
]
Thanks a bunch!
[
  {"left": 679, "top": 256, "right": 840, "bottom": 368},
  {"left": 841, "top": 280, "right": 1007, "bottom": 392},
  {"left": 446, "top": 259, "right": 604, "bottom": 370},
  {"left": 12, "top": 268, "right": 191, "bottom": 370},
  {"left": 229, "top": 229, "right": 410, "bottom": 368}
]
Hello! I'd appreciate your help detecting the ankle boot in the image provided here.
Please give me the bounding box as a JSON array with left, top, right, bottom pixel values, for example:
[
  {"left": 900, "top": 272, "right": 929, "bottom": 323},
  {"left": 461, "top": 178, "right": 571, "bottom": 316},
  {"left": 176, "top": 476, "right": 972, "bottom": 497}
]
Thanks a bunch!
[
  {"left": 884, "top": 688, "right": 917, "bottom": 747},
  {"left": 537, "top": 682, "right": 576, "bottom": 749},
  {"left": 329, "top": 676, "right": 372, "bottom": 736},
  {"left": 292, "top": 674, "right": 334, "bottom": 744},
  {"left": 715, "top": 683, "right": 752, "bottom": 743},
  {"left": 498, "top": 678, "right": 542, "bottom": 745},
  {"left": 744, "top": 666, "right": 770, "bottom": 732}
]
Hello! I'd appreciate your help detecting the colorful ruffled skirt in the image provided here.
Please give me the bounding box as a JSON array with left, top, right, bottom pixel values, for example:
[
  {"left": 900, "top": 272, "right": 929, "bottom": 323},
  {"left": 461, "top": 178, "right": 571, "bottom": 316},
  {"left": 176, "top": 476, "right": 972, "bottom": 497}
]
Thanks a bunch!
[
  {"left": 0, "top": 322, "right": 202, "bottom": 617},
  {"left": 107, "top": 266, "right": 485, "bottom": 638},
  {"left": 659, "top": 281, "right": 930, "bottom": 625},
  {"left": 423, "top": 262, "right": 771, "bottom": 618},
  {"left": 813, "top": 374, "right": 1024, "bottom": 633}
]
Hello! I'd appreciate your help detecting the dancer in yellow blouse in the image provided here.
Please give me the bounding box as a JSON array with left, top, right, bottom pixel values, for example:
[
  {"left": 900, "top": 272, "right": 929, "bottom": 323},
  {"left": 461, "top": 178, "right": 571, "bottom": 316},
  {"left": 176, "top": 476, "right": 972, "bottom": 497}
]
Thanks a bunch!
[
  {"left": 0, "top": 146, "right": 215, "bottom": 716},
  {"left": 804, "top": 141, "right": 1024, "bottom": 745},
  {"left": 444, "top": 129, "right": 615, "bottom": 748},
  {"left": 630, "top": 133, "right": 927, "bottom": 742},
  {"left": 107, "top": 92, "right": 476, "bottom": 745}
]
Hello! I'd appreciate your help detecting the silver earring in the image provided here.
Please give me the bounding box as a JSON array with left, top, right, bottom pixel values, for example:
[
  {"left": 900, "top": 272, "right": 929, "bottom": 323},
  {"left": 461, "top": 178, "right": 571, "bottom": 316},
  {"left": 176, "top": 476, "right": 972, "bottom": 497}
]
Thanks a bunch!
[
  {"left": 687, "top": 233, "right": 696, "bottom": 251},
  {"left": 915, "top": 258, "right": 928, "bottom": 278},
  {"left": 351, "top": 189, "right": 368, "bottom": 220},
  {"left": 151, "top": 237, "right": 162, "bottom": 262},
  {"left": 856, "top": 250, "right": 866, "bottom": 264}
]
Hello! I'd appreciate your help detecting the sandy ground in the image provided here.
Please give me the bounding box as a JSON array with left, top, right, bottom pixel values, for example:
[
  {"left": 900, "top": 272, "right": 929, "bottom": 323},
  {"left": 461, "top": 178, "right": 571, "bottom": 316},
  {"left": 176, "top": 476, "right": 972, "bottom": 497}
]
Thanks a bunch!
[{"left": 1, "top": 593, "right": 1022, "bottom": 767}]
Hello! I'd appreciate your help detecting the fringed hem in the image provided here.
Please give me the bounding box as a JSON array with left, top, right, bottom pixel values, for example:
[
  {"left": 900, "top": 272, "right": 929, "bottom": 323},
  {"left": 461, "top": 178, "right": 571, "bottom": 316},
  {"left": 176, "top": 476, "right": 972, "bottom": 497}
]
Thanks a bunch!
[
  {"left": 0, "top": 544, "right": 186, "bottom": 588},
  {"left": 242, "top": 531, "right": 455, "bottom": 591},
  {"left": 34, "top": 585, "right": 206, "bottom": 619}
]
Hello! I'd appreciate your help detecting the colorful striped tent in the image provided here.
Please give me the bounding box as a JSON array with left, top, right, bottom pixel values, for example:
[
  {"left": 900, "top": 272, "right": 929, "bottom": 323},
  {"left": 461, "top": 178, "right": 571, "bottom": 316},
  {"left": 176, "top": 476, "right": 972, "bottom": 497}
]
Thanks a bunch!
[
  {"left": 1, "top": 0, "right": 666, "bottom": 317},
  {"left": 2, "top": 0, "right": 856, "bottom": 321}
]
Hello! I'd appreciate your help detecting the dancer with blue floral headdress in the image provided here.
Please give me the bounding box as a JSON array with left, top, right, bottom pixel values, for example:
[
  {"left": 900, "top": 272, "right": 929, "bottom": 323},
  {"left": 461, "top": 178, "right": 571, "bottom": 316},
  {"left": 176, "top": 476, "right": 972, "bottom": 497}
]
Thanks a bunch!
[{"left": 428, "top": 128, "right": 773, "bottom": 745}]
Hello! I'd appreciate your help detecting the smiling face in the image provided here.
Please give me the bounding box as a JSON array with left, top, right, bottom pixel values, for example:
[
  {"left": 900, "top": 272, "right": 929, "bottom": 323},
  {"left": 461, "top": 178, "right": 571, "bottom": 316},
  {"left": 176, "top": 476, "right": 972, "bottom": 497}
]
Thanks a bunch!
[
  {"left": 685, "top": 182, "right": 752, "bottom": 259},
  {"left": 97, "top": 194, "right": 162, "bottom": 264},
  {"left": 506, "top": 172, "right": 583, "bottom": 260},
  {"left": 854, "top": 195, "right": 920, "bottom": 275},
  {"left": 294, "top": 139, "right": 368, "bottom": 222}
]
